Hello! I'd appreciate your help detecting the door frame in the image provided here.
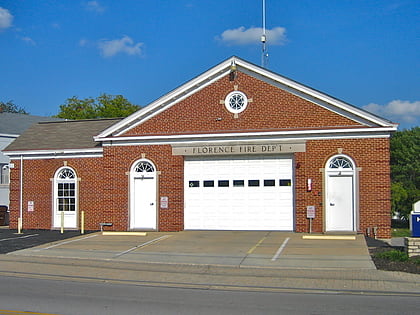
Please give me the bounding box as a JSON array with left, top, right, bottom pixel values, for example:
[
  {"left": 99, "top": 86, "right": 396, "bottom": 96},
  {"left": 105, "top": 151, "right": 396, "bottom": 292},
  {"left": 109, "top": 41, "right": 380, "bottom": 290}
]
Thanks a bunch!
[
  {"left": 324, "top": 154, "right": 358, "bottom": 232},
  {"left": 52, "top": 166, "right": 78, "bottom": 229},
  {"left": 129, "top": 158, "right": 158, "bottom": 230}
]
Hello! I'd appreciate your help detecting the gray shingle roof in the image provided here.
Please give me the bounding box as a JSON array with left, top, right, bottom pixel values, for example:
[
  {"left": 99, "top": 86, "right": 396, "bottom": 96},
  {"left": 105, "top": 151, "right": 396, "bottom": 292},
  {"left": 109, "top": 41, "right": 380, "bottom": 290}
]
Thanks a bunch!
[
  {"left": 4, "top": 118, "right": 122, "bottom": 151},
  {"left": 0, "top": 113, "right": 63, "bottom": 135}
]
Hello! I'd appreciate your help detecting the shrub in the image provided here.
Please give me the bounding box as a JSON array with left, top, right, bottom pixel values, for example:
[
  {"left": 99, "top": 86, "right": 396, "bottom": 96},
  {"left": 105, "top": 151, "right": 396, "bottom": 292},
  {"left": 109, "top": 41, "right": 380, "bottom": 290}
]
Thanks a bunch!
[{"left": 375, "top": 250, "right": 409, "bottom": 262}]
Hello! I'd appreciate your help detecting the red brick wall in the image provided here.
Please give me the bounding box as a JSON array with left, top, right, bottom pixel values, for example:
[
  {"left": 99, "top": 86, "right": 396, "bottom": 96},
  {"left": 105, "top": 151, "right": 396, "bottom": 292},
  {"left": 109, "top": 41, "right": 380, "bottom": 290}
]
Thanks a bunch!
[
  {"left": 9, "top": 157, "right": 107, "bottom": 230},
  {"left": 102, "top": 145, "right": 184, "bottom": 232},
  {"left": 7, "top": 71, "right": 392, "bottom": 238},
  {"left": 123, "top": 71, "right": 360, "bottom": 137},
  {"left": 294, "top": 138, "right": 391, "bottom": 238}
]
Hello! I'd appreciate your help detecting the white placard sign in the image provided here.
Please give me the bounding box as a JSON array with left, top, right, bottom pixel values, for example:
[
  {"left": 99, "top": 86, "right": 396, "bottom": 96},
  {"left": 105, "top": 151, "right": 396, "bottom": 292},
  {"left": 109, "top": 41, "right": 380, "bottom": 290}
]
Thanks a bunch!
[
  {"left": 307, "top": 206, "right": 315, "bottom": 219},
  {"left": 160, "top": 196, "right": 168, "bottom": 209},
  {"left": 28, "top": 201, "right": 34, "bottom": 212}
]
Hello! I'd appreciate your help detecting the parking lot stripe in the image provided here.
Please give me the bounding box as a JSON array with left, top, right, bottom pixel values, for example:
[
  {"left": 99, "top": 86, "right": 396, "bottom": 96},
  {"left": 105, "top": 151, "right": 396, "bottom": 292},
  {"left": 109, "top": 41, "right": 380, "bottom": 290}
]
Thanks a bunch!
[
  {"left": 271, "top": 237, "right": 290, "bottom": 261},
  {"left": 0, "top": 310, "right": 59, "bottom": 315},
  {"left": 0, "top": 234, "right": 39, "bottom": 242},
  {"left": 35, "top": 234, "right": 98, "bottom": 251},
  {"left": 114, "top": 235, "right": 172, "bottom": 258},
  {"left": 247, "top": 235, "right": 268, "bottom": 255}
]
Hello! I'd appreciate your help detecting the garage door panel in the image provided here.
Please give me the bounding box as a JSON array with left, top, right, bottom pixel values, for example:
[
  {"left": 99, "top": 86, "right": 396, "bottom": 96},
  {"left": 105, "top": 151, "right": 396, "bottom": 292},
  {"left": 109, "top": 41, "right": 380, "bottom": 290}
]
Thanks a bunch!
[{"left": 185, "top": 156, "right": 294, "bottom": 230}]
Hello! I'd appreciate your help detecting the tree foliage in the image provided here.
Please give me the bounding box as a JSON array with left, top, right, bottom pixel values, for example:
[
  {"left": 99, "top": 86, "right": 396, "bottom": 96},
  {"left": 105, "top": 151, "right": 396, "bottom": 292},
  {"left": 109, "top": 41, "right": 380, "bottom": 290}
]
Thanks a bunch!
[
  {"left": 55, "top": 94, "right": 140, "bottom": 120},
  {"left": 390, "top": 127, "right": 420, "bottom": 219},
  {"left": 0, "top": 100, "right": 29, "bottom": 114}
]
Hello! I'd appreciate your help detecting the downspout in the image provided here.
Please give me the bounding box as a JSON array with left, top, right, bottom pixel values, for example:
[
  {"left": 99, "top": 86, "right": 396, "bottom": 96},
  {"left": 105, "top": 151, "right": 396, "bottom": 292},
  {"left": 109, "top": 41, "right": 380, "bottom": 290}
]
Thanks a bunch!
[{"left": 18, "top": 155, "right": 23, "bottom": 233}]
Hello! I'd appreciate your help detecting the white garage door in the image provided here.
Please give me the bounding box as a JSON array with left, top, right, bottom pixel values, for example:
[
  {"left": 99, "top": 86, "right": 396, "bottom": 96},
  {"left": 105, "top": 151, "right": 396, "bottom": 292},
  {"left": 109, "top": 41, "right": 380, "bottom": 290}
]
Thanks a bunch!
[{"left": 184, "top": 155, "right": 294, "bottom": 230}]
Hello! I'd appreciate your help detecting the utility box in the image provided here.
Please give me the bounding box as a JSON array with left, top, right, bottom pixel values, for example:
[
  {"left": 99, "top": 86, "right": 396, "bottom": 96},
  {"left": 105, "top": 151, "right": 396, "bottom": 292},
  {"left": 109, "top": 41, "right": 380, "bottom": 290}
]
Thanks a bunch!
[{"left": 410, "top": 201, "right": 420, "bottom": 237}]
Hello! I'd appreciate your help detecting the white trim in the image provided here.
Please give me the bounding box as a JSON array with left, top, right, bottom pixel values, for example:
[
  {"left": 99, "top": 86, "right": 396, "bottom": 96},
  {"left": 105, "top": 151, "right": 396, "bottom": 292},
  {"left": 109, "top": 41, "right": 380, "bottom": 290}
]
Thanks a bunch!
[
  {"left": 6, "top": 127, "right": 393, "bottom": 159},
  {"left": 129, "top": 158, "right": 158, "bottom": 230},
  {"left": 96, "top": 127, "right": 396, "bottom": 145},
  {"left": 325, "top": 154, "right": 357, "bottom": 232},
  {"left": 95, "top": 56, "right": 396, "bottom": 141},
  {"left": 224, "top": 91, "right": 248, "bottom": 114},
  {"left": 53, "top": 166, "right": 78, "bottom": 229},
  {"left": 0, "top": 133, "right": 19, "bottom": 138},
  {"left": 96, "top": 62, "right": 231, "bottom": 138},
  {"left": 6, "top": 148, "right": 104, "bottom": 160},
  {"left": 237, "top": 62, "right": 395, "bottom": 128},
  {"left": 100, "top": 134, "right": 391, "bottom": 148}
]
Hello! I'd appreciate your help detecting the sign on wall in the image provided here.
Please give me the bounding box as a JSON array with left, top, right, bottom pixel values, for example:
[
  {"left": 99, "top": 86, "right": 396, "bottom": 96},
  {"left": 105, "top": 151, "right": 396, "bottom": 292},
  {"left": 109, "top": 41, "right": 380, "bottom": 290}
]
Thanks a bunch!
[
  {"left": 307, "top": 206, "right": 315, "bottom": 219},
  {"left": 160, "top": 196, "right": 168, "bottom": 209},
  {"left": 28, "top": 201, "right": 34, "bottom": 212},
  {"left": 172, "top": 142, "right": 305, "bottom": 156}
]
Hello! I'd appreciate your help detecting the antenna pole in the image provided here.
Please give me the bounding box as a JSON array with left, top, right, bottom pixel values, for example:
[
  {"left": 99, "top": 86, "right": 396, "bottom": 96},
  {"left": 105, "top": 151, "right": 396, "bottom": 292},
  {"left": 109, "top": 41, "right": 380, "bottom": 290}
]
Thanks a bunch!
[{"left": 261, "top": 0, "right": 268, "bottom": 68}]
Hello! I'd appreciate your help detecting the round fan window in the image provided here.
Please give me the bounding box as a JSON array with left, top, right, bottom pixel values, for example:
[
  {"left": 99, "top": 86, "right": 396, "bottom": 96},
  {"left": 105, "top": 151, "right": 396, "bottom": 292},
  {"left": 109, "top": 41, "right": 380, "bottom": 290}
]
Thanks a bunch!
[{"left": 224, "top": 91, "right": 248, "bottom": 114}]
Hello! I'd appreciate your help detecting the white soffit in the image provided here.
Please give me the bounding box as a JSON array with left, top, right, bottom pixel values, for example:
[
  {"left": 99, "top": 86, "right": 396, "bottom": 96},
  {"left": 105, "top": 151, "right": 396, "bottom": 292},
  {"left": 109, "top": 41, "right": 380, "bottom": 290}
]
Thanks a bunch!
[{"left": 95, "top": 56, "right": 397, "bottom": 141}]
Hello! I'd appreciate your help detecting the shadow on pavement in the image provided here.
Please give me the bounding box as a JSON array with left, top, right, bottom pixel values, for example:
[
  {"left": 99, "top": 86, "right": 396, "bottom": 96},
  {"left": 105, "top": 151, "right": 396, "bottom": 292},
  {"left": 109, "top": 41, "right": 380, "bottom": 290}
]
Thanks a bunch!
[{"left": 0, "top": 227, "right": 94, "bottom": 254}]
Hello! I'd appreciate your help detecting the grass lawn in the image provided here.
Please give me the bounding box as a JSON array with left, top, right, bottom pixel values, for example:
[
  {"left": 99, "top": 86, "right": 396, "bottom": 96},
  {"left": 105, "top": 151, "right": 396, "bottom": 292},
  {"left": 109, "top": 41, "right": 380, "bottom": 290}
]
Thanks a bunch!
[{"left": 391, "top": 228, "right": 411, "bottom": 237}]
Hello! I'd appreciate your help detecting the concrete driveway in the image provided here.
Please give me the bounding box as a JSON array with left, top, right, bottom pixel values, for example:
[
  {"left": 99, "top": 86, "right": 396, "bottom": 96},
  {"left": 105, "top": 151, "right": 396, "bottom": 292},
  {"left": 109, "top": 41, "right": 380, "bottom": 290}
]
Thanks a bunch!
[{"left": 8, "top": 231, "right": 376, "bottom": 270}]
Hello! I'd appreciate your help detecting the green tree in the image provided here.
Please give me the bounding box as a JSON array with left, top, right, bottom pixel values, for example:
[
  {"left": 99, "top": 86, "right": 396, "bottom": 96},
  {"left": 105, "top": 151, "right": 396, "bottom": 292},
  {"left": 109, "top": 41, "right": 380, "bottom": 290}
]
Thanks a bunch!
[
  {"left": 55, "top": 94, "right": 140, "bottom": 120},
  {"left": 0, "top": 100, "right": 29, "bottom": 114},
  {"left": 390, "top": 127, "right": 420, "bottom": 219}
]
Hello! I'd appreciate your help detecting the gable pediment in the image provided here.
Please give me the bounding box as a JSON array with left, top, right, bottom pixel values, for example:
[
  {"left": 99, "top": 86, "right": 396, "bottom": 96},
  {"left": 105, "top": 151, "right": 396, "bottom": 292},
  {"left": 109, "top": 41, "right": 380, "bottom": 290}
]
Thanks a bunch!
[{"left": 95, "top": 57, "right": 397, "bottom": 142}]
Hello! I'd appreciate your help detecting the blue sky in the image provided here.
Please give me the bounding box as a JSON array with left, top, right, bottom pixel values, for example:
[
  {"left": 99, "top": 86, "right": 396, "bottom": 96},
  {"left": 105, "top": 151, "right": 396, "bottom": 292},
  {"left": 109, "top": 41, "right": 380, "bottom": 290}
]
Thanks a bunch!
[{"left": 0, "top": 0, "right": 418, "bottom": 129}]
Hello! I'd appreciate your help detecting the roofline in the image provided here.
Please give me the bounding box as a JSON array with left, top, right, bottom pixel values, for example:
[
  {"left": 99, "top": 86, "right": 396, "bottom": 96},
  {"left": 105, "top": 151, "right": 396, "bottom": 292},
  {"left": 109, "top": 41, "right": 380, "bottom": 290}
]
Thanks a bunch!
[
  {"left": 5, "top": 148, "right": 103, "bottom": 159},
  {"left": 96, "top": 126, "right": 396, "bottom": 145},
  {"left": 96, "top": 57, "right": 235, "bottom": 138},
  {"left": 95, "top": 56, "right": 396, "bottom": 140},
  {"left": 0, "top": 133, "right": 19, "bottom": 138},
  {"left": 234, "top": 58, "right": 397, "bottom": 127},
  {"left": 7, "top": 127, "right": 395, "bottom": 157}
]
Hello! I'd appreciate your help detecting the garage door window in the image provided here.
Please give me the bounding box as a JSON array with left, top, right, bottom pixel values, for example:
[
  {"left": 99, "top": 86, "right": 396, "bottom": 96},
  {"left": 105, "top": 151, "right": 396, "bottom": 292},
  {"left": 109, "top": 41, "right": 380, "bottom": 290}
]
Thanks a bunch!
[
  {"left": 280, "top": 179, "right": 292, "bottom": 186},
  {"left": 233, "top": 180, "right": 244, "bottom": 187},
  {"left": 248, "top": 180, "right": 260, "bottom": 187},
  {"left": 203, "top": 180, "right": 214, "bottom": 187},
  {"left": 218, "top": 180, "right": 229, "bottom": 187},
  {"left": 264, "top": 179, "right": 275, "bottom": 186},
  {"left": 189, "top": 181, "right": 200, "bottom": 187}
]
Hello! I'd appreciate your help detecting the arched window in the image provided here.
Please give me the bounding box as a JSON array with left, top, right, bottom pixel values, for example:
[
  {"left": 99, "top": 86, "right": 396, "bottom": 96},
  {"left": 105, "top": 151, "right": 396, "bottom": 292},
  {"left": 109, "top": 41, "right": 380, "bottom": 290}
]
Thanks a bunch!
[
  {"left": 55, "top": 167, "right": 77, "bottom": 212},
  {"left": 134, "top": 161, "right": 155, "bottom": 173},
  {"left": 57, "top": 167, "right": 76, "bottom": 179},
  {"left": 328, "top": 156, "right": 353, "bottom": 170}
]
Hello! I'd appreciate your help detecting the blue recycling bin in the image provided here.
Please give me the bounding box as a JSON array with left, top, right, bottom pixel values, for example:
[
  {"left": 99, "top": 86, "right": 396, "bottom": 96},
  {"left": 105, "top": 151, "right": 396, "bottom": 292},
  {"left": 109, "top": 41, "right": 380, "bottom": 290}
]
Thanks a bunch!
[{"left": 411, "top": 213, "right": 420, "bottom": 237}]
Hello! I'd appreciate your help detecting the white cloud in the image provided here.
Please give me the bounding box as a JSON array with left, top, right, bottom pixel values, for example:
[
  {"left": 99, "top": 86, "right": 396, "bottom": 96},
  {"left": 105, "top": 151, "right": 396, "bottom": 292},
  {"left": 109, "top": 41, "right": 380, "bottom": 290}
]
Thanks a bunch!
[
  {"left": 98, "top": 36, "right": 143, "bottom": 57},
  {"left": 363, "top": 100, "right": 420, "bottom": 124},
  {"left": 0, "top": 7, "right": 13, "bottom": 30},
  {"left": 21, "top": 36, "right": 36, "bottom": 45},
  {"left": 217, "top": 26, "right": 287, "bottom": 46},
  {"left": 79, "top": 38, "right": 89, "bottom": 47},
  {"left": 85, "top": 1, "right": 105, "bottom": 14}
]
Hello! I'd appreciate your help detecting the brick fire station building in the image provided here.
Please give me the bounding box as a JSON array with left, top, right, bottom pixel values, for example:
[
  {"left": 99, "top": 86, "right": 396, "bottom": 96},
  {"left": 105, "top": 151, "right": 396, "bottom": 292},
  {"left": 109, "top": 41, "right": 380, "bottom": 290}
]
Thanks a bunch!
[{"left": 4, "top": 57, "right": 397, "bottom": 238}]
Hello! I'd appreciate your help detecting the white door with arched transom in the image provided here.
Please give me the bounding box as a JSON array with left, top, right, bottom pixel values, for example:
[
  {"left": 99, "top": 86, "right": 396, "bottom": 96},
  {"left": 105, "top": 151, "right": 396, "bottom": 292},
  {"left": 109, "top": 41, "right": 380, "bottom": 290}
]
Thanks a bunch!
[
  {"left": 325, "top": 155, "right": 356, "bottom": 232},
  {"left": 53, "top": 167, "right": 78, "bottom": 229},
  {"left": 130, "top": 159, "right": 157, "bottom": 230}
]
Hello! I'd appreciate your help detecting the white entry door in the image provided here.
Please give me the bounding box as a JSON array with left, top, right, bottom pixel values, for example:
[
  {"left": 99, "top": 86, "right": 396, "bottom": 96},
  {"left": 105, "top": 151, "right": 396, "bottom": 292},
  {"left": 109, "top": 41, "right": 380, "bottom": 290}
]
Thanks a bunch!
[
  {"left": 326, "top": 175, "right": 354, "bottom": 231},
  {"left": 325, "top": 155, "right": 356, "bottom": 232},
  {"left": 53, "top": 167, "right": 78, "bottom": 229},
  {"left": 130, "top": 160, "right": 157, "bottom": 230}
]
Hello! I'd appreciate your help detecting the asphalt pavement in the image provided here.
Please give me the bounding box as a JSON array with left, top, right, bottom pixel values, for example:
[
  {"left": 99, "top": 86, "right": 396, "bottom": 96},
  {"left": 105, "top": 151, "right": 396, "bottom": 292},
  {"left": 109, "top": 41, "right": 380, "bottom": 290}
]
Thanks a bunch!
[
  {"left": 5, "top": 229, "right": 376, "bottom": 269},
  {"left": 1, "top": 227, "right": 419, "bottom": 295},
  {"left": 0, "top": 227, "right": 93, "bottom": 254}
]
